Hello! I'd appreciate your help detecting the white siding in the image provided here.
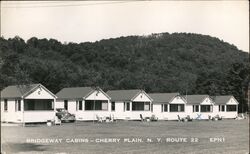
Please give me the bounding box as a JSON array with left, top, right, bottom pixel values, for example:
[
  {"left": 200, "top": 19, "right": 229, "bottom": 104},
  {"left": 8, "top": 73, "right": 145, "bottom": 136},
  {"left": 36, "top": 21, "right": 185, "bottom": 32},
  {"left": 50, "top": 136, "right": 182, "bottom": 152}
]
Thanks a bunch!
[
  {"left": 24, "top": 87, "right": 55, "bottom": 99},
  {"left": 76, "top": 100, "right": 111, "bottom": 121},
  {"left": 132, "top": 92, "right": 151, "bottom": 102},
  {"left": 152, "top": 104, "right": 164, "bottom": 119},
  {"left": 2, "top": 85, "right": 56, "bottom": 123},
  {"left": 85, "top": 90, "right": 109, "bottom": 100},
  {"left": 186, "top": 104, "right": 216, "bottom": 120},
  {"left": 55, "top": 90, "right": 111, "bottom": 121},
  {"left": 216, "top": 98, "right": 238, "bottom": 118},
  {"left": 1, "top": 99, "right": 25, "bottom": 123},
  {"left": 170, "top": 96, "right": 186, "bottom": 104},
  {"left": 55, "top": 100, "right": 65, "bottom": 109},
  {"left": 111, "top": 101, "right": 125, "bottom": 119},
  {"left": 227, "top": 97, "right": 238, "bottom": 105},
  {"left": 23, "top": 111, "right": 55, "bottom": 123},
  {"left": 68, "top": 100, "right": 77, "bottom": 114},
  {"left": 200, "top": 97, "right": 213, "bottom": 105}
]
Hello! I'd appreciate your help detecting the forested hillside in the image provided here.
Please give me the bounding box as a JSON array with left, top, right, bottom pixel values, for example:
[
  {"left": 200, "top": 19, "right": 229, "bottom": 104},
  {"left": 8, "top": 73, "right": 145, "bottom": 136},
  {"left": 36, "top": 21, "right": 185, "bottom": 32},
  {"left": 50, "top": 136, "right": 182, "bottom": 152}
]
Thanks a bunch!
[{"left": 0, "top": 33, "right": 249, "bottom": 112}]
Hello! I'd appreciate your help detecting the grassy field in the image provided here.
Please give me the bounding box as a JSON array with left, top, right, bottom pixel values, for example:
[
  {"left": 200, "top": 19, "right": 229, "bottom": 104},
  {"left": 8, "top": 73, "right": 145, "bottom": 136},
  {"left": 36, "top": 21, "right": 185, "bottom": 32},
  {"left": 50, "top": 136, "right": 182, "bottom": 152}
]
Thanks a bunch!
[{"left": 1, "top": 119, "right": 249, "bottom": 154}]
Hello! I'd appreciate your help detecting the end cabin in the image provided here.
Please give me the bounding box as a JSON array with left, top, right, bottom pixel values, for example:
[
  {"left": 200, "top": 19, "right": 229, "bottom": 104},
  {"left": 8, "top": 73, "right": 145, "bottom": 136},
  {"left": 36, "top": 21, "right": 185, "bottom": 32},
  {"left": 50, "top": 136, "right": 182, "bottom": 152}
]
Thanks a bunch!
[
  {"left": 106, "top": 89, "right": 153, "bottom": 120},
  {"left": 149, "top": 93, "right": 187, "bottom": 120},
  {"left": 214, "top": 96, "right": 238, "bottom": 119},
  {"left": 1, "top": 84, "right": 57, "bottom": 123},
  {"left": 186, "top": 95, "right": 215, "bottom": 120},
  {"left": 56, "top": 87, "right": 111, "bottom": 121}
]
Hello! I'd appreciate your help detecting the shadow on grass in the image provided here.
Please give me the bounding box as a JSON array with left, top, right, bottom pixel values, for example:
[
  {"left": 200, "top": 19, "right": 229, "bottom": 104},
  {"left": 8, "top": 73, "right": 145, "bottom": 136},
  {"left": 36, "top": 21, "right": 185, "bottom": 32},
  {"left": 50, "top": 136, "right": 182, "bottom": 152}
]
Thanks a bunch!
[{"left": 2, "top": 142, "right": 49, "bottom": 153}]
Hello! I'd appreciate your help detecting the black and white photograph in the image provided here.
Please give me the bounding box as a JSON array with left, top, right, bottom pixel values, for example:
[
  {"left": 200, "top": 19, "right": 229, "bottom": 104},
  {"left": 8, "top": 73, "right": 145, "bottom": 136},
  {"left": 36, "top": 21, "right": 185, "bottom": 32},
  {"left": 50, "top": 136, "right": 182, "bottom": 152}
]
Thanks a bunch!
[{"left": 0, "top": 0, "right": 249, "bottom": 153}]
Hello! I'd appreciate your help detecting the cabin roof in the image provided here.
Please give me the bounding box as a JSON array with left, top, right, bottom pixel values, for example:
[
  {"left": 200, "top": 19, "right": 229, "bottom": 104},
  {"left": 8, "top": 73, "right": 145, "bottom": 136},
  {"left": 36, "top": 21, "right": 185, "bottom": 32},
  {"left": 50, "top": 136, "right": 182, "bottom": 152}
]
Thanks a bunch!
[
  {"left": 214, "top": 95, "right": 237, "bottom": 105},
  {"left": 186, "top": 95, "right": 210, "bottom": 104},
  {"left": 56, "top": 87, "right": 95, "bottom": 99},
  {"left": 148, "top": 93, "right": 179, "bottom": 103},
  {"left": 106, "top": 89, "right": 143, "bottom": 101},
  {"left": 1, "top": 84, "right": 56, "bottom": 99},
  {"left": 1, "top": 84, "right": 39, "bottom": 98}
]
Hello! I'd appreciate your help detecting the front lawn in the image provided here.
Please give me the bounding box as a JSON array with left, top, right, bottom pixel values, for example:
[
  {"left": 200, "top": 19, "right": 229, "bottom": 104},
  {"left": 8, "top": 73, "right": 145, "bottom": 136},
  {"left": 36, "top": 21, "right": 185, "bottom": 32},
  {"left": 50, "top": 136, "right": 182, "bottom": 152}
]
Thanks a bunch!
[{"left": 1, "top": 119, "right": 249, "bottom": 154}]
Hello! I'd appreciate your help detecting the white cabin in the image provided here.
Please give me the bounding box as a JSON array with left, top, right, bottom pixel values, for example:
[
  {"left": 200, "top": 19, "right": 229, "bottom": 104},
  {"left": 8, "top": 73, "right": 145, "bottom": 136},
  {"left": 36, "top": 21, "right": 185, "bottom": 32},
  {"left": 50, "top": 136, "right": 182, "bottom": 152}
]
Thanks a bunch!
[
  {"left": 185, "top": 95, "right": 216, "bottom": 120},
  {"left": 214, "top": 96, "right": 238, "bottom": 119},
  {"left": 149, "top": 93, "right": 187, "bottom": 120},
  {"left": 107, "top": 89, "right": 153, "bottom": 120},
  {"left": 56, "top": 87, "right": 111, "bottom": 121},
  {"left": 1, "top": 84, "right": 57, "bottom": 123}
]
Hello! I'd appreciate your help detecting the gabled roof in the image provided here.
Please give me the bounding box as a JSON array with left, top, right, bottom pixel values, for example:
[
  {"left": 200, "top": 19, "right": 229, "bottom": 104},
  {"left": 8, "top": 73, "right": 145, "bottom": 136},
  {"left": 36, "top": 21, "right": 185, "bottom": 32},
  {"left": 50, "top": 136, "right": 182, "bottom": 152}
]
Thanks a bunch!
[
  {"left": 56, "top": 87, "right": 94, "bottom": 99},
  {"left": 186, "top": 95, "right": 210, "bottom": 105},
  {"left": 214, "top": 95, "right": 238, "bottom": 105},
  {"left": 107, "top": 89, "right": 146, "bottom": 101},
  {"left": 1, "top": 84, "right": 56, "bottom": 99},
  {"left": 148, "top": 93, "right": 179, "bottom": 103},
  {"left": 56, "top": 87, "right": 110, "bottom": 100}
]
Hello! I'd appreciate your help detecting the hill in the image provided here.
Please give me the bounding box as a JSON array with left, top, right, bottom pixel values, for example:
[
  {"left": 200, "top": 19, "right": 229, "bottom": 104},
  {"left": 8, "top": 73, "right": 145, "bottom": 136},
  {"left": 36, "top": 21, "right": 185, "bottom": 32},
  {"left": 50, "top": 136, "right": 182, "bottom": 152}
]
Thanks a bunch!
[{"left": 0, "top": 32, "right": 249, "bottom": 112}]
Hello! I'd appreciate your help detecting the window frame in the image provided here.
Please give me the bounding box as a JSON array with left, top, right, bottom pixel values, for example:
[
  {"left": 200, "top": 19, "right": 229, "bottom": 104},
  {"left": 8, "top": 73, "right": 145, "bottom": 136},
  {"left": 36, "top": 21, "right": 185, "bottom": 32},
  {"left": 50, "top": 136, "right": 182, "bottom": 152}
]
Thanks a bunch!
[
  {"left": 169, "top": 104, "right": 185, "bottom": 112},
  {"left": 15, "top": 99, "right": 21, "bottom": 112},
  {"left": 126, "top": 102, "right": 130, "bottom": 111},
  {"left": 221, "top": 105, "right": 225, "bottom": 112},
  {"left": 84, "top": 100, "right": 108, "bottom": 111},
  {"left": 200, "top": 105, "right": 212, "bottom": 112},
  {"left": 131, "top": 102, "right": 151, "bottom": 111},
  {"left": 164, "top": 104, "right": 168, "bottom": 112},
  {"left": 226, "top": 105, "right": 237, "bottom": 112},
  {"left": 64, "top": 100, "right": 68, "bottom": 110},
  {"left": 111, "top": 102, "right": 115, "bottom": 111},
  {"left": 193, "top": 105, "right": 199, "bottom": 112},
  {"left": 4, "top": 99, "right": 8, "bottom": 111},
  {"left": 79, "top": 101, "right": 83, "bottom": 110}
]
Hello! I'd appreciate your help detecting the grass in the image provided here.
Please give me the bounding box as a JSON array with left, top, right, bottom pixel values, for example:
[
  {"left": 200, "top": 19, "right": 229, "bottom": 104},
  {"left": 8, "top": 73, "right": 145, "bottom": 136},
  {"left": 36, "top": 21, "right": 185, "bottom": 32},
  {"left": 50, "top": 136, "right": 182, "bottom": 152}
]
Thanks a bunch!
[{"left": 1, "top": 119, "right": 249, "bottom": 154}]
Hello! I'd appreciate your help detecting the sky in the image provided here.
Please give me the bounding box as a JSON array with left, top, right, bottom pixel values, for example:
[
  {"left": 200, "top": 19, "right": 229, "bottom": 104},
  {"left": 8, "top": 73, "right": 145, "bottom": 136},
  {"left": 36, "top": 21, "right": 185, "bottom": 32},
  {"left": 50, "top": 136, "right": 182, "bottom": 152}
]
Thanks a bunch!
[{"left": 1, "top": 1, "right": 249, "bottom": 52}]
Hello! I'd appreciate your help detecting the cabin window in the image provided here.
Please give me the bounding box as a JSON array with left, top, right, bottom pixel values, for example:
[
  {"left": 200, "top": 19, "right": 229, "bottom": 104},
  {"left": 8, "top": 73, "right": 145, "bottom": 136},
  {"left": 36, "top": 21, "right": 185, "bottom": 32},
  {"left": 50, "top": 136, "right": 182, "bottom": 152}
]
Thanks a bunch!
[
  {"left": 200, "top": 105, "right": 212, "bottom": 112},
  {"left": 126, "top": 102, "right": 130, "bottom": 111},
  {"left": 79, "top": 101, "right": 82, "bottom": 110},
  {"left": 170, "top": 104, "right": 184, "bottom": 112},
  {"left": 24, "top": 99, "right": 54, "bottom": 110},
  {"left": 111, "top": 102, "right": 115, "bottom": 111},
  {"left": 85, "top": 100, "right": 108, "bottom": 111},
  {"left": 76, "top": 101, "right": 82, "bottom": 111},
  {"left": 151, "top": 103, "right": 153, "bottom": 112},
  {"left": 4, "top": 99, "right": 8, "bottom": 111},
  {"left": 15, "top": 100, "right": 21, "bottom": 111},
  {"left": 193, "top": 105, "right": 199, "bottom": 112},
  {"left": 26, "top": 100, "right": 35, "bottom": 110},
  {"left": 64, "top": 100, "right": 68, "bottom": 110},
  {"left": 164, "top": 104, "right": 168, "bottom": 112},
  {"left": 226, "top": 105, "right": 237, "bottom": 111},
  {"left": 132, "top": 102, "right": 143, "bottom": 110},
  {"left": 221, "top": 105, "right": 225, "bottom": 112},
  {"left": 132, "top": 102, "right": 150, "bottom": 111}
]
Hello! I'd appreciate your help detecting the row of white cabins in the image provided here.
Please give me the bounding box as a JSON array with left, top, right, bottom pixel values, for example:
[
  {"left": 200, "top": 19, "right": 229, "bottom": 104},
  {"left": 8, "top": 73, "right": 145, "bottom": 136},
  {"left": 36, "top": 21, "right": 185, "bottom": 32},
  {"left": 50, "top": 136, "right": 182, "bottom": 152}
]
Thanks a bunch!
[{"left": 1, "top": 84, "right": 239, "bottom": 123}]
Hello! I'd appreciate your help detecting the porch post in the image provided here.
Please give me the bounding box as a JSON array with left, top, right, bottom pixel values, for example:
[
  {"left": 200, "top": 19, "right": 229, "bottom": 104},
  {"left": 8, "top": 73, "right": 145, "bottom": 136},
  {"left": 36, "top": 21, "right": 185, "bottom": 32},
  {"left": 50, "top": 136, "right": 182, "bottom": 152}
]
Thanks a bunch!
[
  {"left": 22, "top": 99, "right": 25, "bottom": 126},
  {"left": 130, "top": 102, "right": 132, "bottom": 111},
  {"left": 54, "top": 98, "right": 56, "bottom": 112},
  {"left": 82, "top": 100, "right": 85, "bottom": 111},
  {"left": 108, "top": 100, "right": 111, "bottom": 112}
]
